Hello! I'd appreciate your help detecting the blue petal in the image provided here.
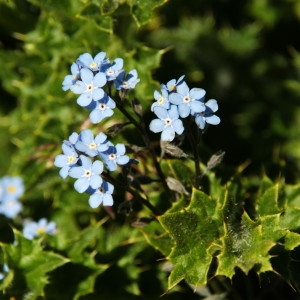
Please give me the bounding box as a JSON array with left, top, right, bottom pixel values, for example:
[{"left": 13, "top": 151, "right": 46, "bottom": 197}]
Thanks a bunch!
[
  {"left": 153, "top": 106, "right": 168, "bottom": 119},
  {"left": 91, "top": 160, "right": 103, "bottom": 175},
  {"left": 77, "top": 93, "right": 93, "bottom": 107},
  {"left": 161, "top": 127, "right": 176, "bottom": 141},
  {"left": 92, "top": 88, "right": 105, "bottom": 101},
  {"left": 93, "top": 72, "right": 107, "bottom": 87},
  {"left": 178, "top": 103, "right": 190, "bottom": 118},
  {"left": 59, "top": 166, "right": 69, "bottom": 179},
  {"left": 89, "top": 193, "right": 103, "bottom": 208},
  {"left": 116, "top": 155, "right": 130, "bottom": 165},
  {"left": 149, "top": 119, "right": 164, "bottom": 133},
  {"left": 80, "top": 129, "right": 93, "bottom": 144},
  {"left": 80, "top": 68, "right": 94, "bottom": 84},
  {"left": 168, "top": 93, "right": 183, "bottom": 105},
  {"left": 116, "top": 144, "right": 126, "bottom": 155},
  {"left": 190, "top": 88, "right": 206, "bottom": 100},
  {"left": 69, "top": 166, "right": 85, "bottom": 179},
  {"left": 71, "top": 81, "right": 86, "bottom": 94},
  {"left": 54, "top": 154, "right": 68, "bottom": 167},
  {"left": 205, "top": 99, "right": 218, "bottom": 112},
  {"left": 74, "top": 178, "right": 89, "bottom": 193},
  {"left": 90, "top": 175, "right": 102, "bottom": 189},
  {"left": 206, "top": 115, "right": 220, "bottom": 125},
  {"left": 173, "top": 119, "right": 184, "bottom": 135},
  {"left": 103, "top": 194, "right": 113, "bottom": 206},
  {"left": 195, "top": 115, "right": 205, "bottom": 129}
]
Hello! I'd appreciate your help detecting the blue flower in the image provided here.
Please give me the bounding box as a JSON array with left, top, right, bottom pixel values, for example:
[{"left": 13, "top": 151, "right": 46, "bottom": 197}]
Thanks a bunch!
[
  {"left": 75, "top": 129, "right": 108, "bottom": 157},
  {"left": 103, "top": 58, "right": 124, "bottom": 81},
  {"left": 151, "top": 89, "right": 170, "bottom": 111},
  {"left": 76, "top": 52, "right": 108, "bottom": 72},
  {"left": 149, "top": 105, "right": 184, "bottom": 141},
  {"left": 70, "top": 68, "right": 107, "bottom": 107},
  {"left": 69, "top": 155, "right": 103, "bottom": 193},
  {"left": 114, "top": 69, "right": 140, "bottom": 90},
  {"left": 194, "top": 99, "right": 221, "bottom": 130},
  {"left": 23, "top": 218, "right": 57, "bottom": 240},
  {"left": 169, "top": 82, "right": 206, "bottom": 118},
  {"left": 62, "top": 62, "right": 81, "bottom": 91},
  {"left": 99, "top": 144, "right": 130, "bottom": 171},
  {"left": 89, "top": 94, "right": 116, "bottom": 124},
  {"left": 0, "top": 176, "right": 24, "bottom": 202},
  {"left": 161, "top": 75, "right": 185, "bottom": 93},
  {"left": 88, "top": 181, "right": 114, "bottom": 208},
  {"left": 0, "top": 197, "right": 22, "bottom": 219},
  {"left": 54, "top": 141, "right": 79, "bottom": 179}
]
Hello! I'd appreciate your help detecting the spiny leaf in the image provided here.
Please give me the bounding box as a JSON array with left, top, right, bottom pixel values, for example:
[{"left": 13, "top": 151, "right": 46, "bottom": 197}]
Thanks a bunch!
[
  {"left": 158, "top": 189, "right": 222, "bottom": 289},
  {"left": 1, "top": 230, "right": 69, "bottom": 297}
]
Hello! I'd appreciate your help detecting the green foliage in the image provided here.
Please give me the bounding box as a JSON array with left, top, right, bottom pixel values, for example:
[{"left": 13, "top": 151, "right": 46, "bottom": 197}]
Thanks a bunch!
[
  {"left": 1, "top": 0, "right": 300, "bottom": 299},
  {"left": 143, "top": 162, "right": 300, "bottom": 291}
]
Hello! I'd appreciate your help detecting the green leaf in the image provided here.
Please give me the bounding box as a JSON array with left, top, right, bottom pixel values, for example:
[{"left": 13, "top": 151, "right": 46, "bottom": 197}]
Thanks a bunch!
[
  {"left": 140, "top": 219, "right": 173, "bottom": 257},
  {"left": 217, "top": 213, "right": 276, "bottom": 278},
  {"left": 130, "top": 0, "right": 169, "bottom": 27},
  {"left": 158, "top": 188, "right": 222, "bottom": 289},
  {"left": 1, "top": 231, "right": 69, "bottom": 298},
  {"left": 256, "top": 183, "right": 281, "bottom": 216}
]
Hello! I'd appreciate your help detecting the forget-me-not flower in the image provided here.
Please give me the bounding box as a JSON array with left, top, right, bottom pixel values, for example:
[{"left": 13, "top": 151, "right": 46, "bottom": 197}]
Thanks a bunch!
[
  {"left": 69, "top": 155, "right": 103, "bottom": 193},
  {"left": 161, "top": 75, "right": 185, "bottom": 93},
  {"left": 114, "top": 69, "right": 140, "bottom": 90},
  {"left": 71, "top": 68, "right": 107, "bottom": 107},
  {"left": 62, "top": 62, "right": 81, "bottom": 91},
  {"left": 54, "top": 141, "right": 79, "bottom": 179},
  {"left": 23, "top": 218, "right": 57, "bottom": 240},
  {"left": 103, "top": 58, "right": 124, "bottom": 81},
  {"left": 99, "top": 144, "right": 130, "bottom": 171},
  {"left": 194, "top": 99, "right": 220, "bottom": 130},
  {"left": 88, "top": 181, "right": 114, "bottom": 208},
  {"left": 169, "top": 82, "right": 206, "bottom": 118},
  {"left": 151, "top": 89, "right": 170, "bottom": 111},
  {"left": 149, "top": 105, "right": 184, "bottom": 141},
  {"left": 0, "top": 197, "right": 22, "bottom": 219},
  {"left": 0, "top": 176, "right": 24, "bottom": 202},
  {"left": 77, "top": 52, "right": 108, "bottom": 72},
  {"left": 89, "top": 94, "right": 116, "bottom": 124},
  {"left": 75, "top": 129, "right": 108, "bottom": 157}
]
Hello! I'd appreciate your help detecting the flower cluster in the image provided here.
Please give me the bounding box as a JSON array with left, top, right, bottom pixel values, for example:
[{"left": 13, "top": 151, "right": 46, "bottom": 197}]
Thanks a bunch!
[
  {"left": 23, "top": 218, "right": 57, "bottom": 240},
  {"left": 54, "top": 130, "right": 131, "bottom": 208},
  {"left": 149, "top": 75, "right": 220, "bottom": 141},
  {"left": 62, "top": 52, "right": 140, "bottom": 124},
  {"left": 0, "top": 176, "right": 24, "bottom": 218},
  {"left": 57, "top": 52, "right": 140, "bottom": 208}
]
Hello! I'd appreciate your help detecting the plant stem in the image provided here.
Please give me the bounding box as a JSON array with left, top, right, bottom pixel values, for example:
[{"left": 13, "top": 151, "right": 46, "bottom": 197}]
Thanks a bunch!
[
  {"left": 185, "top": 118, "right": 202, "bottom": 188},
  {"left": 115, "top": 100, "right": 171, "bottom": 196}
]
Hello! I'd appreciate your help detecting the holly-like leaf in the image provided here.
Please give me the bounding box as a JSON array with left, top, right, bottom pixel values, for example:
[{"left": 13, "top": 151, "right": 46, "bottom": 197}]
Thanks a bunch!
[
  {"left": 1, "top": 230, "right": 69, "bottom": 298},
  {"left": 158, "top": 188, "right": 222, "bottom": 289}
]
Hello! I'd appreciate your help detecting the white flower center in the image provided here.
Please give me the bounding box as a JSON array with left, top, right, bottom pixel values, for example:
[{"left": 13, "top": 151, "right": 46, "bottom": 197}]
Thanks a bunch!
[
  {"left": 84, "top": 170, "right": 92, "bottom": 177},
  {"left": 164, "top": 118, "right": 172, "bottom": 126},
  {"left": 89, "top": 62, "right": 98, "bottom": 69},
  {"left": 158, "top": 96, "right": 165, "bottom": 105},
  {"left": 89, "top": 142, "right": 97, "bottom": 149},
  {"left": 98, "top": 103, "right": 106, "bottom": 110},
  {"left": 68, "top": 155, "right": 76, "bottom": 164},
  {"left": 106, "top": 69, "right": 114, "bottom": 76},
  {"left": 183, "top": 96, "right": 190, "bottom": 103},
  {"left": 109, "top": 153, "right": 116, "bottom": 160},
  {"left": 86, "top": 83, "right": 94, "bottom": 92}
]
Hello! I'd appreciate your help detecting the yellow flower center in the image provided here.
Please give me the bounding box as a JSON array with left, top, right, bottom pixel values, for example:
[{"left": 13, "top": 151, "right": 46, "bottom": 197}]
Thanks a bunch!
[
  {"left": 68, "top": 155, "right": 76, "bottom": 164},
  {"left": 7, "top": 185, "right": 16, "bottom": 194}
]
